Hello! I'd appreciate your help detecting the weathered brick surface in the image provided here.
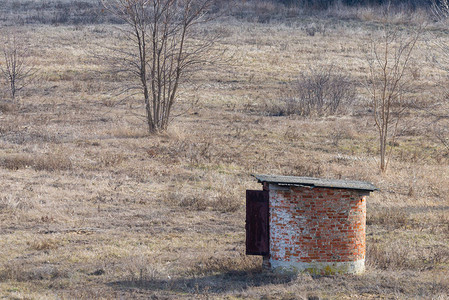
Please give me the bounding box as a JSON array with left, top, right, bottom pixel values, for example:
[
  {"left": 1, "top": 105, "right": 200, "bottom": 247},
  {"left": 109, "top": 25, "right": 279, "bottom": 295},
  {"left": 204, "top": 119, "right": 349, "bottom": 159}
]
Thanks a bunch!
[{"left": 269, "top": 185, "right": 366, "bottom": 266}]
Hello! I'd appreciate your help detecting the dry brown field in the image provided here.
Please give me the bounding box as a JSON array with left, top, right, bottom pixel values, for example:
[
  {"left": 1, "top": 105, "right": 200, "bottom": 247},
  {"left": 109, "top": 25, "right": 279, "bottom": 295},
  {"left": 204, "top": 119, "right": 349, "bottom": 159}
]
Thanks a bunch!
[{"left": 0, "top": 7, "right": 448, "bottom": 299}]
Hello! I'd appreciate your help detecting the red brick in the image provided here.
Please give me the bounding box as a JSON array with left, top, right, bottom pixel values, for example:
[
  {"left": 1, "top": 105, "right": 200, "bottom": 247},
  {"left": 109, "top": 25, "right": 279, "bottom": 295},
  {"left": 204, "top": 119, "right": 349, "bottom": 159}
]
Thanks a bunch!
[{"left": 269, "top": 186, "right": 367, "bottom": 265}]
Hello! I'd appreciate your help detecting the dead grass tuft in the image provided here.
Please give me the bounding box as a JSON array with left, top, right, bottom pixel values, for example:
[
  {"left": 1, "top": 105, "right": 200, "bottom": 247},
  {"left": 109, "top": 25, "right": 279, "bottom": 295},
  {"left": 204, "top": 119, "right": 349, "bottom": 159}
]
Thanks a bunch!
[
  {"left": 108, "top": 127, "right": 148, "bottom": 139},
  {"left": 27, "top": 237, "right": 60, "bottom": 251},
  {"left": 0, "top": 261, "right": 65, "bottom": 282},
  {"left": 366, "top": 206, "right": 411, "bottom": 229},
  {"left": 0, "top": 123, "right": 14, "bottom": 135},
  {"left": 0, "top": 101, "right": 17, "bottom": 113},
  {"left": 367, "top": 240, "right": 449, "bottom": 271},
  {"left": 289, "top": 160, "right": 324, "bottom": 178},
  {"left": 178, "top": 194, "right": 208, "bottom": 211},
  {"left": 0, "top": 153, "right": 72, "bottom": 171},
  {"left": 166, "top": 138, "right": 215, "bottom": 165},
  {"left": 165, "top": 190, "right": 208, "bottom": 211},
  {"left": 366, "top": 241, "right": 411, "bottom": 270},
  {"left": 212, "top": 194, "right": 242, "bottom": 213},
  {"left": 95, "top": 151, "right": 126, "bottom": 167},
  {"left": 0, "top": 195, "right": 33, "bottom": 212},
  {"left": 165, "top": 182, "right": 242, "bottom": 213},
  {"left": 33, "top": 153, "right": 73, "bottom": 171},
  {"left": 187, "top": 253, "right": 261, "bottom": 276},
  {"left": 0, "top": 154, "right": 33, "bottom": 170},
  {"left": 124, "top": 253, "right": 166, "bottom": 283},
  {"left": 212, "top": 181, "right": 243, "bottom": 213}
]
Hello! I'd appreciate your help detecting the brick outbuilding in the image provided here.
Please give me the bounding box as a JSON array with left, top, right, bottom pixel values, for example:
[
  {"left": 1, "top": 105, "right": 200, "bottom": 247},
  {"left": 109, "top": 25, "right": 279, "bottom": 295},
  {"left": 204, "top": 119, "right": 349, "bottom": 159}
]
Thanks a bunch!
[{"left": 246, "top": 174, "right": 377, "bottom": 275}]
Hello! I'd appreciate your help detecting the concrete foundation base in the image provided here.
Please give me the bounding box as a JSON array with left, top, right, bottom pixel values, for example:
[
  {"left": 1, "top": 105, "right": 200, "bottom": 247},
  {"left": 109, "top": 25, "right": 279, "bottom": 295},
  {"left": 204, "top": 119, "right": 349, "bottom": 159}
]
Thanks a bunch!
[
  {"left": 270, "top": 258, "right": 365, "bottom": 275},
  {"left": 262, "top": 255, "right": 271, "bottom": 271}
]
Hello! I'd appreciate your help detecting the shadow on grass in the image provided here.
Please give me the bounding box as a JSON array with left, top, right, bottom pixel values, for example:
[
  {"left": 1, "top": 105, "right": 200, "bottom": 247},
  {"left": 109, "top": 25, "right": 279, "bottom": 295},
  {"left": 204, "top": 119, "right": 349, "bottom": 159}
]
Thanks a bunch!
[{"left": 109, "top": 269, "right": 296, "bottom": 294}]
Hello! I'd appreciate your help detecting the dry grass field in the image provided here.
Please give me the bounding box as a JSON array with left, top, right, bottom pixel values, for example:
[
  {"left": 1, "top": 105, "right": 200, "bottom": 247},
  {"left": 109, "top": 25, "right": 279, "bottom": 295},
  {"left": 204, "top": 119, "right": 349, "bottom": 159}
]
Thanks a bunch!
[{"left": 0, "top": 3, "right": 448, "bottom": 299}]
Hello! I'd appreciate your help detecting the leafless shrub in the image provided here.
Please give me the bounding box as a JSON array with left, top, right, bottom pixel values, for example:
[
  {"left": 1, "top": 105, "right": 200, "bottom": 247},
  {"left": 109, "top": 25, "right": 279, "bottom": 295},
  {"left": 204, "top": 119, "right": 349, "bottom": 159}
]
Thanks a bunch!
[
  {"left": 433, "top": 119, "right": 449, "bottom": 152},
  {"left": 429, "top": 107, "right": 449, "bottom": 158},
  {"left": 168, "top": 138, "right": 215, "bottom": 165},
  {"left": 304, "top": 23, "right": 326, "bottom": 36},
  {"left": 296, "top": 65, "right": 355, "bottom": 117},
  {"left": 124, "top": 254, "right": 163, "bottom": 284},
  {"left": 329, "top": 126, "right": 356, "bottom": 147},
  {"left": 270, "top": 66, "right": 355, "bottom": 117},
  {"left": 305, "top": 26, "right": 317, "bottom": 36},
  {"left": 186, "top": 141, "right": 214, "bottom": 165},
  {"left": 0, "top": 33, "right": 36, "bottom": 100},
  {"left": 283, "top": 125, "right": 303, "bottom": 141}
]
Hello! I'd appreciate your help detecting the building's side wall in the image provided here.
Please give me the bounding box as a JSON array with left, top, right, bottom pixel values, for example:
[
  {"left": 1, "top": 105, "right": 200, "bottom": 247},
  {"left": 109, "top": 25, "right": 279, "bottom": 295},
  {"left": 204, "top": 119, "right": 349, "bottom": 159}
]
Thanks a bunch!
[{"left": 268, "top": 184, "right": 366, "bottom": 274}]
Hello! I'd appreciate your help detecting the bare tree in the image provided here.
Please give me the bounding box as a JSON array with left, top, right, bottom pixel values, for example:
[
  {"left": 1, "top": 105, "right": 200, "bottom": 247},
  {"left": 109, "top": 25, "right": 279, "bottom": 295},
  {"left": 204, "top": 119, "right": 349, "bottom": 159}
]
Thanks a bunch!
[
  {"left": 0, "top": 33, "right": 35, "bottom": 101},
  {"left": 101, "top": 0, "right": 217, "bottom": 134},
  {"left": 364, "top": 6, "right": 422, "bottom": 173}
]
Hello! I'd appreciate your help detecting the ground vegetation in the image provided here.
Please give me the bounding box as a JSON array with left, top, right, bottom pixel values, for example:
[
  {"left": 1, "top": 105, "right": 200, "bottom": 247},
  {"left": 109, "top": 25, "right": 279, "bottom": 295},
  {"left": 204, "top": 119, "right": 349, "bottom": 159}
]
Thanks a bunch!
[{"left": 0, "top": 1, "right": 448, "bottom": 299}]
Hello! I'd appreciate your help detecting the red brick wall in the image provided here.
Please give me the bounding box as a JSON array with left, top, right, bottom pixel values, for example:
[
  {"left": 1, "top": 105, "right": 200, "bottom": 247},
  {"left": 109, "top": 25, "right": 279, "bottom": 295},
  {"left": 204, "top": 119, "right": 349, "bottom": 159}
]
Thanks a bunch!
[{"left": 269, "top": 186, "right": 366, "bottom": 264}]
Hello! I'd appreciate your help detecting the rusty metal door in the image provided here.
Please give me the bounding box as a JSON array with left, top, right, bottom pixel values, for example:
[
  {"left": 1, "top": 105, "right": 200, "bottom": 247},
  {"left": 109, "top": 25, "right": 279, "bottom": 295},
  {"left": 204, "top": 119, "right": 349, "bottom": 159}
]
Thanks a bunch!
[{"left": 246, "top": 190, "right": 269, "bottom": 255}]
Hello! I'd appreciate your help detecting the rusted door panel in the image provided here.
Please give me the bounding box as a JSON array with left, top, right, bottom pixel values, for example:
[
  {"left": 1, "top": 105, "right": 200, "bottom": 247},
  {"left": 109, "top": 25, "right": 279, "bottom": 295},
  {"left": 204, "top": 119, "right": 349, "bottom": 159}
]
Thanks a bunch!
[{"left": 246, "top": 190, "right": 269, "bottom": 255}]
